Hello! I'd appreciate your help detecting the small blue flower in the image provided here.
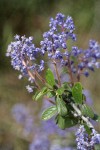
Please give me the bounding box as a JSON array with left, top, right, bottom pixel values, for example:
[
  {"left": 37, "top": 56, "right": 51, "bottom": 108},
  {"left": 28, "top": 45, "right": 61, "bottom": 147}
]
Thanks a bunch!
[
  {"left": 76, "top": 126, "right": 100, "bottom": 150},
  {"left": 95, "top": 62, "right": 100, "bottom": 68},
  {"left": 26, "top": 85, "right": 33, "bottom": 93},
  {"left": 91, "top": 134, "right": 100, "bottom": 144},
  {"left": 84, "top": 70, "right": 89, "bottom": 77}
]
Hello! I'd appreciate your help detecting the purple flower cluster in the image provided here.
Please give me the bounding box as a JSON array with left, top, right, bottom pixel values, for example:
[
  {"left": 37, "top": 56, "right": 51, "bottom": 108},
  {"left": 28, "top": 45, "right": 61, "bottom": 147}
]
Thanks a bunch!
[
  {"left": 91, "top": 129, "right": 100, "bottom": 145},
  {"left": 12, "top": 104, "right": 34, "bottom": 135},
  {"left": 73, "top": 40, "right": 100, "bottom": 77},
  {"left": 6, "top": 13, "right": 100, "bottom": 90},
  {"left": 40, "top": 13, "right": 100, "bottom": 78},
  {"left": 6, "top": 35, "right": 45, "bottom": 88},
  {"left": 40, "top": 13, "right": 76, "bottom": 60},
  {"left": 76, "top": 125, "right": 100, "bottom": 150}
]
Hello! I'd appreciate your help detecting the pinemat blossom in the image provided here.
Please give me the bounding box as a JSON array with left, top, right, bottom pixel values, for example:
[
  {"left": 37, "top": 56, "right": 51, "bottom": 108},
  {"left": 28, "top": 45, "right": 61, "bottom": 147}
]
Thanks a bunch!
[
  {"left": 6, "top": 13, "right": 100, "bottom": 150},
  {"left": 76, "top": 125, "right": 100, "bottom": 150},
  {"left": 26, "top": 85, "right": 34, "bottom": 93},
  {"left": 6, "top": 13, "right": 100, "bottom": 92},
  {"left": 40, "top": 13, "right": 76, "bottom": 61},
  {"left": 40, "top": 13, "right": 100, "bottom": 78},
  {"left": 6, "top": 35, "right": 45, "bottom": 83}
]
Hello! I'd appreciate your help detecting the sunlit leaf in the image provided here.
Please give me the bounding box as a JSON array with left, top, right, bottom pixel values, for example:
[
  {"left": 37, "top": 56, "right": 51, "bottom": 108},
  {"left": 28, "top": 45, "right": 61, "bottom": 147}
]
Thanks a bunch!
[
  {"left": 72, "top": 82, "right": 83, "bottom": 104},
  {"left": 56, "top": 87, "right": 64, "bottom": 95},
  {"left": 47, "top": 91, "right": 55, "bottom": 98},
  {"left": 46, "top": 68, "right": 55, "bottom": 86},
  {"left": 57, "top": 115, "right": 66, "bottom": 129},
  {"left": 42, "top": 106, "right": 57, "bottom": 120},
  {"left": 33, "top": 87, "right": 47, "bottom": 101},
  {"left": 56, "top": 96, "right": 67, "bottom": 117},
  {"left": 57, "top": 115, "right": 78, "bottom": 130},
  {"left": 62, "top": 82, "right": 72, "bottom": 92},
  {"left": 81, "top": 104, "right": 94, "bottom": 119},
  {"left": 93, "top": 114, "right": 100, "bottom": 122}
]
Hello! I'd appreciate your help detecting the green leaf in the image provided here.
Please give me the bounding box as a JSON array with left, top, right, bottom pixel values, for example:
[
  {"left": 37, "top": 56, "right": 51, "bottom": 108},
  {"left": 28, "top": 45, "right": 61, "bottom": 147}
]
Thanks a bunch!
[
  {"left": 46, "top": 68, "right": 55, "bottom": 86},
  {"left": 56, "top": 87, "right": 64, "bottom": 95},
  {"left": 33, "top": 87, "right": 47, "bottom": 101},
  {"left": 55, "top": 115, "right": 59, "bottom": 124},
  {"left": 42, "top": 106, "right": 57, "bottom": 120},
  {"left": 32, "top": 91, "right": 39, "bottom": 100},
  {"left": 56, "top": 96, "right": 67, "bottom": 117},
  {"left": 82, "top": 94, "right": 86, "bottom": 101},
  {"left": 72, "top": 82, "right": 83, "bottom": 104},
  {"left": 62, "top": 82, "right": 72, "bottom": 92},
  {"left": 93, "top": 114, "right": 100, "bottom": 122},
  {"left": 96, "top": 116, "right": 100, "bottom": 122},
  {"left": 62, "top": 82, "right": 68, "bottom": 88},
  {"left": 64, "top": 116, "right": 78, "bottom": 128},
  {"left": 81, "top": 104, "right": 94, "bottom": 119},
  {"left": 47, "top": 91, "right": 55, "bottom": 98},
  {"left": 56, "top": 115, "right": 78, "bottom": 130},
  {"left": 57, "top": 115, "right": 66, "bottom": 129},
  {"left": 55, "top": 79, "right": 58, "bottom": 84}
]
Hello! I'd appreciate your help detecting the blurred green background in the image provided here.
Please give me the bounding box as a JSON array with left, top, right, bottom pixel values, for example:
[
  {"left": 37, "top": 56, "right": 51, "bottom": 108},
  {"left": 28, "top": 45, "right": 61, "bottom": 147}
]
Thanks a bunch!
[{"left": 0, "top": 0, "right": 100, "bottom": 149}]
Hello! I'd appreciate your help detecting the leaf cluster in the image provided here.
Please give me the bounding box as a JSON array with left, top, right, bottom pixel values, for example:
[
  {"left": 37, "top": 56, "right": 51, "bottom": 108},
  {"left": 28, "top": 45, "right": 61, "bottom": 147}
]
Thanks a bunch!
[{"left": 33, "top": 69, "right": 100, "bottom": 131}]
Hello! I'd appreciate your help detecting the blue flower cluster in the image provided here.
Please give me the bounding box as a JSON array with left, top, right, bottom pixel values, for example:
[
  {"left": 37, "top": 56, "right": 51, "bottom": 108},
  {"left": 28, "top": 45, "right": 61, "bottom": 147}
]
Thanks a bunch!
[
  {"left": 40, "top": 13, "right": 76, "bottom": 59},
  {"left": 91, "top": 129, "right": 100, "bottom": 145},
  {"left": 76, "top": 125, "right": 100, "bottom": 150},
  {"left": 40, "top": 13, "right": 100, "bottom": 78},
  {"left": 74, "top": 40, "right": 100, "bottom": 77},
  {"left": 6, "top": 35, "right": 44, "bottom": 91},
  {"left": 6, "top": 13, "right": 100, "bottom": 92},
  {"left": 7, "top": 13, "right": 100, "bottom": 150},
  {"left": 12, "top": 104, "right": 35, "bottom": 136}
]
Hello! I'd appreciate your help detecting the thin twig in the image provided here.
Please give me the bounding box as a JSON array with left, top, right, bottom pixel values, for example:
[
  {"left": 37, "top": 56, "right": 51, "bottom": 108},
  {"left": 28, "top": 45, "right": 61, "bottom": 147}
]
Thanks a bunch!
[
  {"left": 35, "top": 71, "right": 46, "bottom": 84},
  {"left": 22, "top": 60, "right": 40, "bottom": 89},
  {"left": 35, "top": 71, "right": 52, "bottom": 89},
  {"left": 68, "top": 59, "right": 74, "bottom": 85},
  {"left": 53, "top": 60, "right": 61, "bottom": 87},
  {"left": 44, "top": 96, "right": 56, "bottom": 105}
]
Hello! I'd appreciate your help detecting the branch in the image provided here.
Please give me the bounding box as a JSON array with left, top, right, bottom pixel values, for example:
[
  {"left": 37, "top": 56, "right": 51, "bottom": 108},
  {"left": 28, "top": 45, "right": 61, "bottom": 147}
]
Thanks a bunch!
[{"left": 70, "top": 102, "right": 94, "bottom": 129}]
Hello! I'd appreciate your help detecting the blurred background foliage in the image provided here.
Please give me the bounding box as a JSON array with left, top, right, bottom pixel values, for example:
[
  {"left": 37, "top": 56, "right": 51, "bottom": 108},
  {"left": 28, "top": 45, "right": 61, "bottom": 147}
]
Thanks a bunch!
[{"left": 0, "top": 0, "right": 100, "bottom": 149}]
